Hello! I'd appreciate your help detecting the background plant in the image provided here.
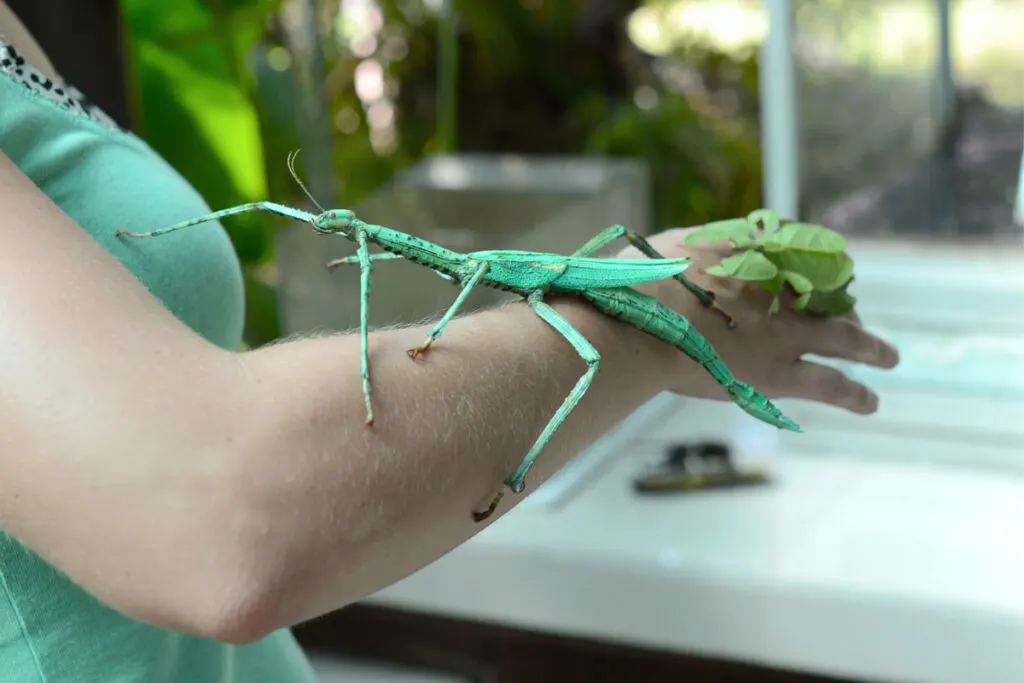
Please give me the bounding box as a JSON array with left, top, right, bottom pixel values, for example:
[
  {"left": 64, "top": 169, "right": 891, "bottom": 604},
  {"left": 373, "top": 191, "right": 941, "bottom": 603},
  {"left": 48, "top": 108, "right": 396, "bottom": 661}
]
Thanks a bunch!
[{"left": 120, "top": 0, "right": 771, "bottom": 348}]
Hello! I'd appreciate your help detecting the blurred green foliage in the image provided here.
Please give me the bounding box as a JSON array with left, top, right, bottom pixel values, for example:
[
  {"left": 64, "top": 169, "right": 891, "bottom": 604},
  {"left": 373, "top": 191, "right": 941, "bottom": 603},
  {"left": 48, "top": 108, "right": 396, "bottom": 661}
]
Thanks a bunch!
[
  {"left": 122, "top": 0, "right": 290, "bottom": 346},
  {"left": 120, "top": 0, "right": 765, "bottom": 347}
]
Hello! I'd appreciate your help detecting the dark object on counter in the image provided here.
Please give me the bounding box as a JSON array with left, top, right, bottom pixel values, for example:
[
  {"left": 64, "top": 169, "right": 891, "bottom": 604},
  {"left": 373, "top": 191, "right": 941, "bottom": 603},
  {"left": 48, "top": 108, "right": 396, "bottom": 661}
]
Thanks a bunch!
[{"left": 634, "top": 440, "right": 771, "bottom": 494}]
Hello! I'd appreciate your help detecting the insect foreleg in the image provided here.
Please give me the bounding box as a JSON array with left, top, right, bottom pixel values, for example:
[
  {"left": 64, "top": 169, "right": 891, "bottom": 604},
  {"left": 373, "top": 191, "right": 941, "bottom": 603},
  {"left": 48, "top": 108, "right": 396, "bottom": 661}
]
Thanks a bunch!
[{"left": 115, "top": 201, "right": 315, "bottom": 239}]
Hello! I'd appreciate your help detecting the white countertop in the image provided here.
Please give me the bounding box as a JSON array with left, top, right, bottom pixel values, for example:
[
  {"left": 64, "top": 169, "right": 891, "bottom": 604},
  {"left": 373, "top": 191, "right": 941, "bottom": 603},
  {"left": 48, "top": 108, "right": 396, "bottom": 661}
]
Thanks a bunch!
[{"left": 365, "top": 240, "right": 1024, "bottom": 683}]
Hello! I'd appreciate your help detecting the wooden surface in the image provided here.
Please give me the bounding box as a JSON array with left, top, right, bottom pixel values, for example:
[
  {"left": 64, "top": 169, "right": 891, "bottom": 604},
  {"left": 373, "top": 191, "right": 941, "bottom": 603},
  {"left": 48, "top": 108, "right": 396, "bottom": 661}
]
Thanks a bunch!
[{"left": 295, "top": 604, "right": 869, "bottom": 683}]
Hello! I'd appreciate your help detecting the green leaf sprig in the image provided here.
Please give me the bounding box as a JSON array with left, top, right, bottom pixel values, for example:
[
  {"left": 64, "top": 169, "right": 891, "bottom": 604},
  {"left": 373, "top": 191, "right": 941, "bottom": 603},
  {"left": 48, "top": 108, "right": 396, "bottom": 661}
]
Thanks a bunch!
[{"left": 683, "top": 209, "right": 857, "bottom": 316}]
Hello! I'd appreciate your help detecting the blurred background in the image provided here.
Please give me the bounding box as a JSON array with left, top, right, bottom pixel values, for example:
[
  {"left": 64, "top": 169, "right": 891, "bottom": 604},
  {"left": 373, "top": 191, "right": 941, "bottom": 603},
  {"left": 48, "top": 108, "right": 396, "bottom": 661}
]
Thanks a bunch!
[
  {"left": 19, "top": 0, "right": 1021, "bottom": 349},
  {"left": 16, "top": 0, "right": 1024, "bottom": 681}
]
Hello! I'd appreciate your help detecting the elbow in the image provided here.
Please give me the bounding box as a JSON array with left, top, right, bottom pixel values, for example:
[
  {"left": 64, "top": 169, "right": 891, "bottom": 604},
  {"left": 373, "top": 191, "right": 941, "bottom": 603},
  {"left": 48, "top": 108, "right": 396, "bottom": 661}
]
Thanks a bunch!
[
  {"left": 115, "top": 483, "right": 294, "bottom": 645},
  {"left": 187, "top": 591, "right": 280, "bottom": 646},
  {"left": 114, "top": 546, "right": 284, "bottom": 646},
  {"left": 179, "top": 469, "right": 321, "bottom": 645},
  {"left": 171, "top": 520, "right": 294, "bottom": 646},
  {"left": 172, "top": 441, "right": 298, "bottom": 644},
  {"left": 93, "top": 552, "right": 280, "bottom": 646},
  {"left": 172, "top": 553, "right": 281, "bottom": 645}
]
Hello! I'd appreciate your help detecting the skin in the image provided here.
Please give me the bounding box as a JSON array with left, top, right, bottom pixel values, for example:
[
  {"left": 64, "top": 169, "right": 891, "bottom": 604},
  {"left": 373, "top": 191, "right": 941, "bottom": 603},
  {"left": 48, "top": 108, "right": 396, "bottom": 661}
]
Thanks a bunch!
[{"left": 0, "top": 5, "right": 898, "bottom": 645}]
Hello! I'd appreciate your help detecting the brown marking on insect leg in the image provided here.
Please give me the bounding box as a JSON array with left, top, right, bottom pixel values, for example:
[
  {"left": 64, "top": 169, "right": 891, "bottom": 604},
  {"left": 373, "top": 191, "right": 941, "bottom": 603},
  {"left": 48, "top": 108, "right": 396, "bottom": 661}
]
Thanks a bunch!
[{"left": 471, "top": 488, "right": 505, "bottom": 523}]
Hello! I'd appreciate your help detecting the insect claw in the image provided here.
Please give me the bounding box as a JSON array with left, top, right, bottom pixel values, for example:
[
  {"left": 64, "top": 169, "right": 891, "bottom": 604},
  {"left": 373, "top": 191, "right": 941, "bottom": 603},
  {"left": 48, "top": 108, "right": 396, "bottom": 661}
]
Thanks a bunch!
[
  {"left": 406, "top": 342, "right": 433, "bottom": 361},
  {"left": 472, "top": 496, "right": 501, "bottom": 522},
  {"left": 715, "top": 305, "right": 738, "bottom": 329},
  {"left": 471, "top": 508, "right": 494, "bottom": 523},
  {"left": 472, "top": 484, "right": 510, "bottom": 522},
  {"left": 703, "top": 299, "right": 738, "bottom": 329}
]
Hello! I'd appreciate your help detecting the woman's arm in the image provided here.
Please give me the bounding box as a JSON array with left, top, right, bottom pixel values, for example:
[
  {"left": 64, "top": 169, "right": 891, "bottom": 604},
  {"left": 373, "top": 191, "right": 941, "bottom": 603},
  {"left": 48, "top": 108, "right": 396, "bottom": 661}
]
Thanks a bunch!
[
  {"left": 0, "top": 148, "right": 671, "bottom": 642},
  {"left": 226, "top": 239, "right": 899, "bottom": 640},
  {"left": 0, "top": 149, "right": 263, "bottom": 637},
  {"left": 231, "top": 295, "right": 672, "bottom": 638},
  {"left": 0, "top": 148, "right": 896, "bottom": 644}
]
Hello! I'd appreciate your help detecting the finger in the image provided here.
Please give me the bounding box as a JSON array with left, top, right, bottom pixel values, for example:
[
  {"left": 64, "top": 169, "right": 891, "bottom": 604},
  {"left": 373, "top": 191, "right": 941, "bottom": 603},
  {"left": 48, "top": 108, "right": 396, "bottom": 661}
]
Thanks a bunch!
[
  {"left": 800, "top": 317, "right": 899, "bottom": 369},
  {"left": 784, "top": 360, "right": 880, "bottom": 414}
]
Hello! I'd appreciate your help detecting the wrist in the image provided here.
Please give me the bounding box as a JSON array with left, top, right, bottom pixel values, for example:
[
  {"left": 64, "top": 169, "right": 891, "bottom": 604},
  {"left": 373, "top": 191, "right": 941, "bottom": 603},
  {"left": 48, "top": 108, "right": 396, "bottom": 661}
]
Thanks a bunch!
[{"left": 545, "top": 293, "right": 676, "bottom": 403}]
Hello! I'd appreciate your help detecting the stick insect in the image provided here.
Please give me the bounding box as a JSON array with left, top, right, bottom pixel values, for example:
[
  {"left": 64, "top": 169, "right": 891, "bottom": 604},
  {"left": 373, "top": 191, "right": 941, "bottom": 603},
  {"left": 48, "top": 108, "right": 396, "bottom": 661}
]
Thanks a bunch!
[{"left": 115, "top": 152, "right": 797, "bottom": 522}]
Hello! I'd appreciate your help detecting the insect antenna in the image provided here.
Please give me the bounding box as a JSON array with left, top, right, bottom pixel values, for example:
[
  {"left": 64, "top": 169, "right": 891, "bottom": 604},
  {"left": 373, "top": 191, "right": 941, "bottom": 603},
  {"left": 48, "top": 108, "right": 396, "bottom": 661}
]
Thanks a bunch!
[{"left": 286, "top": 149, "right": 326, "bottom": 213}]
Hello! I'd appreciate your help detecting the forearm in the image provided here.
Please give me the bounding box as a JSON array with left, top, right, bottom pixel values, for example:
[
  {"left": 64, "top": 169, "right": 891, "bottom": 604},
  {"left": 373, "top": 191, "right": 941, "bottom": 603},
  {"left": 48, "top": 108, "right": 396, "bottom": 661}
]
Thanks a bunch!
[{"left": 235, "top": 296, "right": 669, "bottom": 635}]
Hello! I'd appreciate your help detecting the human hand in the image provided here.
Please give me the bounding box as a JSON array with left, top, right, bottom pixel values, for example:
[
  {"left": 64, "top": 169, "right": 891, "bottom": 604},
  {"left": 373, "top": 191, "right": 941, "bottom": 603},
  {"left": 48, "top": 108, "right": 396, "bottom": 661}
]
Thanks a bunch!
[{"left": 619, "top": 226, "right": 900, "bottom": 415}]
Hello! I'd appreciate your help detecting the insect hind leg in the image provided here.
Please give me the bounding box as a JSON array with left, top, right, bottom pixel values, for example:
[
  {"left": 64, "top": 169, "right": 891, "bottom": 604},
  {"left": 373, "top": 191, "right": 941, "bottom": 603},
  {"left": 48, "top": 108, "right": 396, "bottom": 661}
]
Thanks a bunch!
[
  {"left": 573, "top": 225, "right": 737, "bottom": 330},
  {"left": 472, "top": 290, "right": 601, "bottom": 522}
]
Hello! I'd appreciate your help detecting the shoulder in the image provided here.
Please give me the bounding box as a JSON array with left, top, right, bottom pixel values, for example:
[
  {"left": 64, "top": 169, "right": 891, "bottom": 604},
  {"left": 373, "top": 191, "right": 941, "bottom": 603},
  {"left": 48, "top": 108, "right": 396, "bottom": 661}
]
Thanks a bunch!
[
  {"left": 0, "top": 3, "right": 61, "bottom": 83},
  {"left": 0, "top": 5, "right": 245, "bottom": 350}
]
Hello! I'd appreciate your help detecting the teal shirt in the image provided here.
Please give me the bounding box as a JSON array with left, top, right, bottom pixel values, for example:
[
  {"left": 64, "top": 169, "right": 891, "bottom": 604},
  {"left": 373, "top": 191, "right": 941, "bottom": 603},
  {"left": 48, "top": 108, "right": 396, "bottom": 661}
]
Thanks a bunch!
[{"left": 0, "top": 42, "right": 317, "bottom": 683}]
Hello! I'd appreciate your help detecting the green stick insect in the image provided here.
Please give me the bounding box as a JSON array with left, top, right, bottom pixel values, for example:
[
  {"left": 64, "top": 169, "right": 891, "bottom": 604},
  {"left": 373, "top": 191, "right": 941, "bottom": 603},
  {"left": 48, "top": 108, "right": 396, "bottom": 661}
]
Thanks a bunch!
[{"left": 115, "top": 153, "right": 799, "bottom": 522}]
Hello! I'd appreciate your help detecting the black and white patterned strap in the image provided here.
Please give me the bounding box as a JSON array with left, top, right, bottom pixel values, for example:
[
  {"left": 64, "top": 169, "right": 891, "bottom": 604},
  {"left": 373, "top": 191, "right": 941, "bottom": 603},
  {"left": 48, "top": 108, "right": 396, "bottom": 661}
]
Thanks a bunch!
[{"left": 0, "top": 37, "right": 122, "bottom": 131}]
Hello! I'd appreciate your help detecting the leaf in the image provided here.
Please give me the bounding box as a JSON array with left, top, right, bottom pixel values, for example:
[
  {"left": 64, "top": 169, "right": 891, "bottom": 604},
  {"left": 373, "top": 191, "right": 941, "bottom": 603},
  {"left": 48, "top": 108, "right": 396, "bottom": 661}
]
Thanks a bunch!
[
  {"left": 759, "top": 273, "right": 785, "bottom": 295},
  {"left": 758, "top": 222, "right": 847, "bottom": 254},
  {"left": 683, "top": 218, "right": 757, "bottom": 247},
  {"left": 123, "top": 0, "right": 287, "bottom": 349},
  {"left": 805, "top": 282, "right": 858, "bottom": 316},
  {"left": 769, "top": 250, "right": 854, "bottom": 292},
  {"left": 130, "top": 42, "right": 269, "bottom": 265},
  {"left": 242, "top": 269, "right": 283, "bottom": 346},
  {"left": 792, "top": 291, "right": 812, "bottom": 311},
  {"left": 747, "top": 208, "right": 780, "bottom": 236},
  {"left": 780, "top": 269, "right": 814, "bottom": 294},
  {"left": 706, "top": 250, "right": 779, "bottom": 281}
]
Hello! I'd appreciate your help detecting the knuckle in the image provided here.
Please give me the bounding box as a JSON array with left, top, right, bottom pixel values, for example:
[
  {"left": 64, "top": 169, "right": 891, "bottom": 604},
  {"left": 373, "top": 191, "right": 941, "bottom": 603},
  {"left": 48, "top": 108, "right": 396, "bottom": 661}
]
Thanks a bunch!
[
  {"left": 841, "top": 320, "right": 864, "bottom": 350},
  {"left": 821, "top": 367, "right": 850, "bottom": 398},
  {"left": 848, "top": 383, "right": 877, "bottom": 413}
]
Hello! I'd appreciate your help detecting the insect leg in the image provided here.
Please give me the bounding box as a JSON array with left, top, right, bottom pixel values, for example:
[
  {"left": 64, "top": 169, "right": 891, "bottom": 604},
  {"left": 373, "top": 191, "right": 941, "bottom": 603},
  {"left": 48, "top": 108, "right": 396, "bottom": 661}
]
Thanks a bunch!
[
  {"left": 574, "top": 225, "right": 736, "bottom": 329},
  {"left": 569, "top": 224, "right": 630, "bottom": 257},
  {"left": 472, "top": 290, "right": 601, "bottom": 522},
  {"left": 115, "top": 201, "right": 314, "bottom": 239},
  {"left": 408, "top": 262, "right": 490, "bottom": 361},
  {"left": 326, "top": 252, "right": 404, "bottom": 270},
  {"left": 355, "top": 230, "right": 375, "bottom": 426}
]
